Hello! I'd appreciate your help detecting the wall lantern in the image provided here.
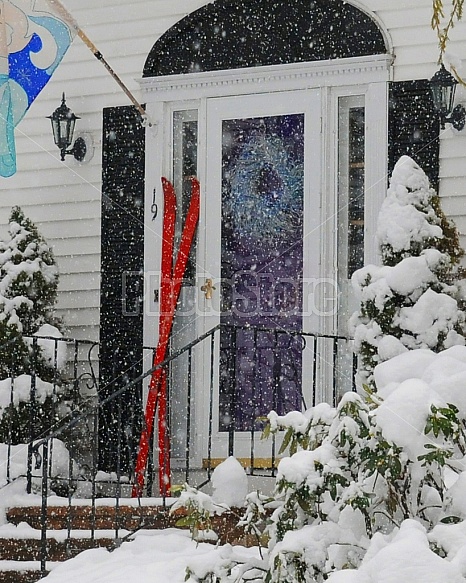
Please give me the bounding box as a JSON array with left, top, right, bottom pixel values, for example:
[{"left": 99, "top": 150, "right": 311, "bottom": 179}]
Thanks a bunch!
[
  {"left": 47, "top": 93, "right": 88, "bottom": 161},
  {"left": 429, "top": 64, "right": 466, "bottom": 131}
]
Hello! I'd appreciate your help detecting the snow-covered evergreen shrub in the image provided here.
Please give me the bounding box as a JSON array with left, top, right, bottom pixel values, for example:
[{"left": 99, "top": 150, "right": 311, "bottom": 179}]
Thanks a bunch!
[
  {"left": 351, "top": 156, "right": 465, "bottom": 386},
  {"left": 178, "top": 156, "right": 466, "bottom": 583},
  {"left": 183, "top": 347, "right": 466, "bottom": 583},
  {"left": 0, "top": 207, "right": 66, "bottom": 444}
]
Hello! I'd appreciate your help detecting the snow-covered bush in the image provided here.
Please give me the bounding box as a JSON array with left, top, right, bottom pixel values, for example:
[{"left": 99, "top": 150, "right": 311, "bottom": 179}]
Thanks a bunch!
[
  {"left": 261, "top": 348, "right": 466, "bottom": 581},
  {"left": 177, "top": 156, "right": 466, "bottom": 582},
  {"left": 0, "top": 207, "right": 67, "bottom": 444},
  {"left": 184, "top": 347, "right": 466, "bottom": 582},
  {"left": 351, "top": 156, "right": 465, "bottom": 386},
  {"left": 0, "top": 438, "right": 73, "bottom": 491},
  {"left": 171, "top": 483, "right": 229, "bottom": 542}
]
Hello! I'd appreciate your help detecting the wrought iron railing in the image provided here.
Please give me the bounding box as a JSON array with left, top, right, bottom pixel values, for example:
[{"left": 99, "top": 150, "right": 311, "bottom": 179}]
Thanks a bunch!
[
  {"left": 1, "top": 325, "right": 354, "bottom": 576},
  {"left": 0, "top": 335, "right": 98, "bottom": 486}
]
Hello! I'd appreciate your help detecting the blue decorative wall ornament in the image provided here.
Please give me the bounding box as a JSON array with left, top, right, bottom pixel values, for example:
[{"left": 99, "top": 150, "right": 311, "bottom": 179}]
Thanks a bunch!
[{"left": 0, "top": 1, "right": 75, "bottom": 177}]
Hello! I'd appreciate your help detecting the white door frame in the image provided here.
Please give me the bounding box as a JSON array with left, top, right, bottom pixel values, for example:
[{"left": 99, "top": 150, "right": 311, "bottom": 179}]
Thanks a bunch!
[
  {"left": 197, "top": 90, "right": 321, "bottom": 462},
  {"left": 140, "top": 55, "right": 390, "bottom": 467}
]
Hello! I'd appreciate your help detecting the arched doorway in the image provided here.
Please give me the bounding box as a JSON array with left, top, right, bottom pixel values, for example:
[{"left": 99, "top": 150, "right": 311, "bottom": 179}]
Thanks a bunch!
[{"left": 140, "top": 0, "right": 391, "bottom": 466}]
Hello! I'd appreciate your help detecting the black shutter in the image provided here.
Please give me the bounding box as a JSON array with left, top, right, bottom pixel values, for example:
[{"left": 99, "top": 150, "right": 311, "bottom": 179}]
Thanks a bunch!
[
  {"left": 99, "top": 105, "right": 145, "bottom": 473},
  {"left": 388, "top": 80, "right": 440, "bottom": 189}
]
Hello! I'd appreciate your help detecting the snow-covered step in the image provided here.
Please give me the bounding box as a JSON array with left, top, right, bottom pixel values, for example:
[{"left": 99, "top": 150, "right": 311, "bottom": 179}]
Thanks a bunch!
[
  {"left": 6, "top": 503, "right": 249, "bottom": 543},
  {"left": 0, "top": 534, "right": 116, "bottom": 562},
  {"left": 1, "top": 502, "right": 253, "bottom": 582},
  {"left": 0, "top": 559, "right": 59, "bottom": 583},
  {"left": 6, "top": 504, "right": 175, "bottom": 531}
]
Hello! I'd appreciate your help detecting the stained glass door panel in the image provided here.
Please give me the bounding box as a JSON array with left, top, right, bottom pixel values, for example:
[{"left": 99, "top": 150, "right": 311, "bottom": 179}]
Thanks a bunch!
[{"left": 219, "top": 114, "right": 304, "bottom": 432}]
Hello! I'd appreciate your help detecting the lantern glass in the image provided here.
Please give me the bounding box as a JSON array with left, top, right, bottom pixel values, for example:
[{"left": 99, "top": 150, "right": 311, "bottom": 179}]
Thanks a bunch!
[
  {"left": 48, "top": 94, "right": 79, "bottom": 153},
  {"left": 429, "top": 65, "right": 457, "bottom": 117}
]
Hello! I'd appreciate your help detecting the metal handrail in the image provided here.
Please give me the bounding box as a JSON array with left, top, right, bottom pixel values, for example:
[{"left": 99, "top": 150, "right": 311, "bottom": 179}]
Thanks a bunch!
[
  {"left": 17, "top": 324, "right": 355, "bottom": 576},
  {"left": 31, "top": 323, "right": 353, "bottom": 452}
]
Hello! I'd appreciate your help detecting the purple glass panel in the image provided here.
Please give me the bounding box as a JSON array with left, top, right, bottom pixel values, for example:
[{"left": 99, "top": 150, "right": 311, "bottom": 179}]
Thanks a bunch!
[{"left": 220, "top": 114, "right": 304, "bottom": 431}]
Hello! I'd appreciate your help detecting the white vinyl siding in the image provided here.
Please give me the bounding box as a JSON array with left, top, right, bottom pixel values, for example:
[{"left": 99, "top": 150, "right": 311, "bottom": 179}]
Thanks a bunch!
[{"left": 1, "top": 0, "right": 466, "bottom": 344}]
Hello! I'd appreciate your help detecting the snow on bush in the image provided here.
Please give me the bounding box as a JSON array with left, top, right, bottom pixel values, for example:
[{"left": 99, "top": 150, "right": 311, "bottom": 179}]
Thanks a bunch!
[
  {"left": 351, "top": 156, "right": 465, "bottom": 385},
  {"left": 182, "top": 346, "right": 466, "bottom": 582},
  {"left": 0, "top": 206, "right": 58, "bottom": 341},
  {"left": 327, "top": 520, "right": 465, "bottom": 583},
  {"left": 264, "top": 346, "right": 466, "bottom": 582},
  {"left": 27, "top": 323, "right": 68, "bottom": 372},
  {"left": 170, "top": 483, "right": 229, "bottom": 542},
  {"left": 0, "top": 374, "right": 55, "bottom": 412},
  {"left": 0, "top": 438, "right": 72, "bottom": 489}
]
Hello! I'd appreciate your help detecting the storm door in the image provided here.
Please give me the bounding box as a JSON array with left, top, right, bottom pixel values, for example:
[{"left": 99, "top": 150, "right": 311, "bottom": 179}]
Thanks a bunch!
[{"left": 200, "top": 91, "right": 321, "bottom": 460}]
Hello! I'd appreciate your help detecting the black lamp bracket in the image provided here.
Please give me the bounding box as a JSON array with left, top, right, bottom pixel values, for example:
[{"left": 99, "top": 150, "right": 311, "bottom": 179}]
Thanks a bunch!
[
  {"left": 60, "top": 136, "right": 88, "bottom": 162},
  {"left": 442, "top": 103, "right": 466, "bottom": 131}
]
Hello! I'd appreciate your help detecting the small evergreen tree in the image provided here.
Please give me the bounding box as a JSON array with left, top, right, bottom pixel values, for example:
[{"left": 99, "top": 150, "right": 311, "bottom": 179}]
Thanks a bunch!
[
  {"left": 2, "top": 207, "right": 58, "bottom": 333},
  {"left": 0, "top": 207, "right": 65, "bottom": 443},
  {"left": 351, "top": 156, "right": 465, "bottom": 386}
]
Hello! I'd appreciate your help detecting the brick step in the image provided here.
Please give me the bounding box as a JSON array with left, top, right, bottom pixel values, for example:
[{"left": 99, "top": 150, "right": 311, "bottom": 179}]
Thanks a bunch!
[
  {"left": 7, "top": 505, "right": 174, "bottom": 531},
  {"left": 0, "top": 561, "right": 51, "bottom": 583},
  {"left": 0, "top": 536, "right": 115, "bottom": 562},
  {"left": 2, "top": 504, "right": 250, "bottom": 582},
  {"left": 6, "top": 504, "right": 247, "bottom": 544}
]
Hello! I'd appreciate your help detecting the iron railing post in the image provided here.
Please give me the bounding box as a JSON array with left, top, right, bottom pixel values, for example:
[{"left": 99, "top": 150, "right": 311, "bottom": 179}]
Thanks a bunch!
[
  {"left": 27, "top": 337, "right": 38, "bottom": 495},
  {"left": 206, "top": 329, "right": 216, "bottom": 481},
  {"left": 40, "top": 440, "right": 49, "bottom": 577},
  {"left": 185, "top": 347, "right": 193, "bottom": 484},
  {"left": 228, "top": 328, "right": 237, "bottom": 457}
]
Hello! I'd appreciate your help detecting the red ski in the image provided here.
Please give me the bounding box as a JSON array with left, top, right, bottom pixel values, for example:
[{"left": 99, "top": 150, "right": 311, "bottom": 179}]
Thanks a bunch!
[{"left": 132, "top": 177, "right": 200, "bottom": 497}]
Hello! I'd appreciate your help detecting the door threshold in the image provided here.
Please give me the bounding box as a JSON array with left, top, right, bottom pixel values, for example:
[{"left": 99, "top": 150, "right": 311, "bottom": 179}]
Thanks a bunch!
[{"left": 202, "top": 457, "right": 280, "bottom": 470}]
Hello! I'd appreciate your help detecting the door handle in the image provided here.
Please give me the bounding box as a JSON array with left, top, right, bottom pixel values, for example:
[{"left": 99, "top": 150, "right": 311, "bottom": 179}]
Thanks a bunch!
[{"left": 201, "top": 278, "right": 216, "bottom": 299}]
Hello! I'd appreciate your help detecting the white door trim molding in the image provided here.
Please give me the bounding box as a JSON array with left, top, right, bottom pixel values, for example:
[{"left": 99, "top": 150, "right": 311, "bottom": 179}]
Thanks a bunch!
[{"left": 139, "top": 54, "right": 393, "bottom": 101}]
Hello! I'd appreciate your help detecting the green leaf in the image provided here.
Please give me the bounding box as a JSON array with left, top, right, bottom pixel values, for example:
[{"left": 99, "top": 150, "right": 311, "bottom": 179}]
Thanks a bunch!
[
  {"left": 262, "top": 423, "right": 271, "bottom": 441},
  {"left": 392, "top": 456, "right": 402, "bottom": 478},
  {"left": 447, "top": 403, "right": 459, "bottom": 414},
  {"left": 175, "top": 516, "right": 192, "bottom": 527},
  {"left": 440, "top": 516, "right": 462, "bottom": 524},
  {"left": 278, "top": 427, "right": 293, "bottom": 455},
  {"left": 170, "top": 484, "right": 184, "bottom": 496}
]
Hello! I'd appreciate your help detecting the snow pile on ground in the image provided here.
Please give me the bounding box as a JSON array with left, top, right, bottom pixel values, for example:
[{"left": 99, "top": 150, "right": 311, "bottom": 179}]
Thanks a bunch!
[
  {"left": 40, "top": 530, "right": 260, "bottom": 583},
  {"left": 212, "top": 456, "right": 248, "bottom": 507},
  {"left": 35, "top": 518, "right": 466, "bottom": 583},
  {"left": 328, "top": 520, "right": 465, "bottom": 583}
]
